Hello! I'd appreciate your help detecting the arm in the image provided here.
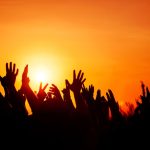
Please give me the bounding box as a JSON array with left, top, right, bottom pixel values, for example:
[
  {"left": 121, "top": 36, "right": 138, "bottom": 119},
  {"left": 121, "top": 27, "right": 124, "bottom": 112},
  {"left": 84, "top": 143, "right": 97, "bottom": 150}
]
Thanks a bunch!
[
  {"left": 106, "top": 89, "right": 123, "bottom": 121},
  {"left": 0, "top": 62, "right": 18, "bottom": 99},
  {"left": 69, "top": 70, "right": 86, "bottom": 110},
  {"left": 0, "top": 62, "right": 28, "bottom": 117},
  {"left": 62, "top": 79, "right": 74, "bottom": 110},
  {"left": 21, "top": 65, "right": 39, "bottom": 114}
]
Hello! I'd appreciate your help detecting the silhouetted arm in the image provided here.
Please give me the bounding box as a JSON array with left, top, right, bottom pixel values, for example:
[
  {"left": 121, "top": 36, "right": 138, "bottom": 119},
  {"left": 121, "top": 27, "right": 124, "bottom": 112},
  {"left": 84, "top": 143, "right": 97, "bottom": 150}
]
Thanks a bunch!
[
  {"left": 0, "top": 62, "right": 28, "bottom": 117},
  {"left": 106, "top": 89, "right": 123, "bottom": 121},
  {"left": 21, "top": 65, "right": 39, "bottom": 114},
  {"left": 69, "top": 70, "right": 86, "bottom": 110},
  {"left": 82, "top": 84, "right": 95, "bottom": 106},
  {"left": 62, "top": 79, "right": 74, "bottom": 110},
  {"left": 0, "top": 62, "right": 18, "bottom": 98},
  {"left": 96, "top": 89, "right": 109, "bottom": 124},
  {"left": 135, "top": 82, "right": 150, "bottom": 117}
]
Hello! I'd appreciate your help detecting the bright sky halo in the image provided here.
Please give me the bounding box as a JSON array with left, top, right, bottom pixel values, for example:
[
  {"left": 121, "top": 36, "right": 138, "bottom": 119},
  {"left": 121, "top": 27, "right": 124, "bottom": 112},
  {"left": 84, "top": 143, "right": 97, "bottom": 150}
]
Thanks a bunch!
[{"left": 36, "top": 70, "right": 47, "bottom": 83}]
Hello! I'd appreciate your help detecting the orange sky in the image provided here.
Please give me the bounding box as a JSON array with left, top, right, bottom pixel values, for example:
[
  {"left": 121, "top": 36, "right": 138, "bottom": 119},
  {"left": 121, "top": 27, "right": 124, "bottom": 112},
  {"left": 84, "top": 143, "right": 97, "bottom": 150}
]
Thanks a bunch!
[{"left": 0, "top": 0, "right": 150, "bottom": 107}]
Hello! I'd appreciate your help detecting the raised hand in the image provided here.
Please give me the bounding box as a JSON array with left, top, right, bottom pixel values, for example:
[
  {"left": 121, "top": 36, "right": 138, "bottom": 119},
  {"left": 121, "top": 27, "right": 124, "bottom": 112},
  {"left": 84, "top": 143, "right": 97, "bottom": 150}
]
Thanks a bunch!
[
  {"left": 106, "top": 89, "right": 123, "bottom": 121},
  {"left": 82, "top": 84, "right": 89, "bottom": 99},
  {"left": 106, "top": 89, "right": 119, "bottom": 111},
  {"left": 135, "top": 82, "right": 150, "bottom": 117},
  {"left": 49, "top": 84, "right": 63, "bottom": 101},
  {"left": 82, "top": 84, "right": 94, "bottom": 105},
  {"left": 21, "top": 65, "right": 30, "bottom": 90},
  {"left": 96, "top": 89, "right": 101, "bottom": 101},
  {"left": 37, "top": 82, "right": 48, "bottom": 102},
  {"left": 89, "top": 85, "right": 94, "bottom": 98},
  {"left": 62, "top": 80, "right": 71, "bottom": 100},
  {"left": 69, "top": 70, "right": 86, "bottom": 94},
  {"left": 0, "top": 62, "right": 18, "bottom": 89},
  {"left": 20, "top": 65, "right": 39, "bottom": 114},
  {"left": 140, "top": 82, "right": 150, "bottom": 105},
  {"left": 95, "top": 89, "right": 109, "bottom": 124},
  {"left": 106, "top": 90, "right": 117, "bottom": 105},
  {"left": 68, "top": 70, "right": 86, "bottom": 110},
  {"left": 62, "top": 79, "right": 74, "bottom": 110}
]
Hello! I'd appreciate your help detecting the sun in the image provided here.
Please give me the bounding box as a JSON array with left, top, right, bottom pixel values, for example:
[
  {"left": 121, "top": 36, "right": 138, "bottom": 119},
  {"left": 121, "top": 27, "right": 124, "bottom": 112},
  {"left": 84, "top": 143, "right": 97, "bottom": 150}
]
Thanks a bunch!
[
  {"left": 36, "top": 71, "right": 47, "bottom": 82},
  {"left": 30, "top": 66, "right": 49, "bottom": 84}
]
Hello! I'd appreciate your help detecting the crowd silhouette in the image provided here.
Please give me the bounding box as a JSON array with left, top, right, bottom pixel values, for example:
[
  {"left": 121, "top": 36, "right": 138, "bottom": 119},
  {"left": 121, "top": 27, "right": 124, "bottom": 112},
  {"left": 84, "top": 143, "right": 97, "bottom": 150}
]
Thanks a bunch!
[{"left": 0, "top": 62, "right": 150, "bottom": 149}]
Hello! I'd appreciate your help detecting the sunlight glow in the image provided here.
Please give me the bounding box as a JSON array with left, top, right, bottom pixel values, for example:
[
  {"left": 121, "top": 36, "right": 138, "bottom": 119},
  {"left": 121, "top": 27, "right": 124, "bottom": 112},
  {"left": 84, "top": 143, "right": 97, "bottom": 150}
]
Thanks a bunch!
[{"left": 36, "top": 71, "right": 47, "bottom": 82}]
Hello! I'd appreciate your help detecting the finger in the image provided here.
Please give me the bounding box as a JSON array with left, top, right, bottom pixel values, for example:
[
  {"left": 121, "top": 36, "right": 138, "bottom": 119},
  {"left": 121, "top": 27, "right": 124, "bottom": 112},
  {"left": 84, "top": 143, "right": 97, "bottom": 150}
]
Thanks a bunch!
[
  {"left": 73, "top": 70, "right": 76, "bottom": 81},
  {"left": 106, "top": 92, "right": 110, "bottom": 101},
  {"left": 15, "top": 68, "right": 19, "bottom": 76},
  {"left": 141, "top": 81, "right": 145, "bottom": 97},
  {"left": 43, "top": 83, "right": 48, "bottom": 91},
  {"left": 96, "top": 90, "right": 101, "bottom": 98},
  {"left": 25, "top": 65, "right": 28, "bottom": 74},
  {"left": 52, "top": 84, "right": 57, "bottom": 89},
  {"left": 92, "top": 86, "right": 94, "bottom": 93},
  {"left": 77, "top": 70, "right": 81, "bottom": 80},
  {"left": 65, "top": 79, "right": 70, "bottom": 88},
  {"left": 82, "top": 84, "right": 85, "bottom": 89},
  {"left": 81, "top": 78, "right": 86, "bottom": 85},
  {"left": 108, "top": 89, "right": 115, "bottom": 102},
  {"left": 49, "top": 86, "right": 55, "bottom": 91},
  {"left": 98, "top": 89, "right": 101, "bottom": 97},
  {"left": 79, "top": 72, "right": 84, "bottom": 81},
  {"left": 23, "top": 65, "right": 28, "bottom": 77},
  {"left": 13, "top": 63, "right": 15, "bottom": 73},
  {"left": 6, "top": 63, "right": 8, "bottom": 73},
  {"left": 65, "top": 79, "right": 68, "bottom": 87},
  {"left": 49, "top": 88, "right": 54, "bottom": 92},
  {"left": 89, "top": 85, "right": 91, "bottom": 90},
  {"left": 10, "top": 62, "right": 12, "bottom": 72},
  {"left": 39, "top": 82, "right": 42, "bottom": 91},
  {"left": 146, "top": 87, "right": 150, "bottom": 96}
]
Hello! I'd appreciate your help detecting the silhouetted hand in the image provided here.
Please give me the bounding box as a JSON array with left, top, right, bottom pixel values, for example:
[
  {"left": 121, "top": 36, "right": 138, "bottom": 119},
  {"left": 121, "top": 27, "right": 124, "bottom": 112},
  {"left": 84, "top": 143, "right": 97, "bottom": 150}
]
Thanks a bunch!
[
  {"left": 69, "top": 70, "right": 86, "bottom": 94},
  {"left": 82, "top": 84, "right": 94, "bottom": 105},
  {"left": 106, "top": 89, "right": 119, "bottom": 111},
  {"left": 20, "top": 65, "right": 39, "bottom": 114},
  {"left": 21, "top": 65, "right": 30, "bottom": 90},
  {"left": 62, "top": 79, "right": 74, "bottom": 110},
  {"left": 37, "top": 82, "right": 48, "bottom": 102},
  {"left": 82, "top": 84, "right": 88, "bottom": 98},
  {"left": 95, "top": 89, "right": 109, "bottom": 125},
  {"left": 62, "top": 80, "right": 71, "bottom": 100},
  {"left": 0, "top": 62, "right": 18, "bottom": 89},
  {"left": 135, "top": 82, "right": 150, "bottom": 117},
  {"left": 96, "top": 89, "right": 101, "bottom": 101},
  {"left": 96, "top": 89, "right": 108, "bottom": 104},
  {"left": 68, "top": 70, "right": 86, "bottom": 110},
  {"left": 106, "top": 89, "right": 123, "bottom": 121},
  {"left": 140, "top": 82, "right": 150, "bottom": 105},
  {"left": 49, "top": 84, "right": 63, "bottom": 101}
]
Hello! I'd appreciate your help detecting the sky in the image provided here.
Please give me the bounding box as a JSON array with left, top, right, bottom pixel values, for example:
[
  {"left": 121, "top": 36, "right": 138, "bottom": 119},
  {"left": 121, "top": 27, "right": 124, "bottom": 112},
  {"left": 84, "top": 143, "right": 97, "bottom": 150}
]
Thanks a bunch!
[{"left": 0, "top": 0, "right": 150, "bottom": 107}]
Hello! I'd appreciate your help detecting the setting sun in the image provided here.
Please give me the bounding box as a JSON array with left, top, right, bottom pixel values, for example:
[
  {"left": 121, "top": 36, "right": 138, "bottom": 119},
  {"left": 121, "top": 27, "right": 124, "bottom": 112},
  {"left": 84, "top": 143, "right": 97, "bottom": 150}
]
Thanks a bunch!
[{"left": 36, "top": 71, "right": 47, "bottom": 83}]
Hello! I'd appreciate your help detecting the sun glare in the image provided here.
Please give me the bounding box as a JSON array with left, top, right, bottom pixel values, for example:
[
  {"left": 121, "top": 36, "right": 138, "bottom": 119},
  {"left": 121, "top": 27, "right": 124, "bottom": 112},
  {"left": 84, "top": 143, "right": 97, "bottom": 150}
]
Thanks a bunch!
[{"left": 36, "top": 71, "right": 47, "bottom": 82}]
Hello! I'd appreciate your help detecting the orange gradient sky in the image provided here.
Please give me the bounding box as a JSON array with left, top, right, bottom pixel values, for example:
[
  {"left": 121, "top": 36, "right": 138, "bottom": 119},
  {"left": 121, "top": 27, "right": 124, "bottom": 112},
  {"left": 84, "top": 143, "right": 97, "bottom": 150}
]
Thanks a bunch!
[{"left": 0, "top": 0, "right": 150, "bottom": 106}]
